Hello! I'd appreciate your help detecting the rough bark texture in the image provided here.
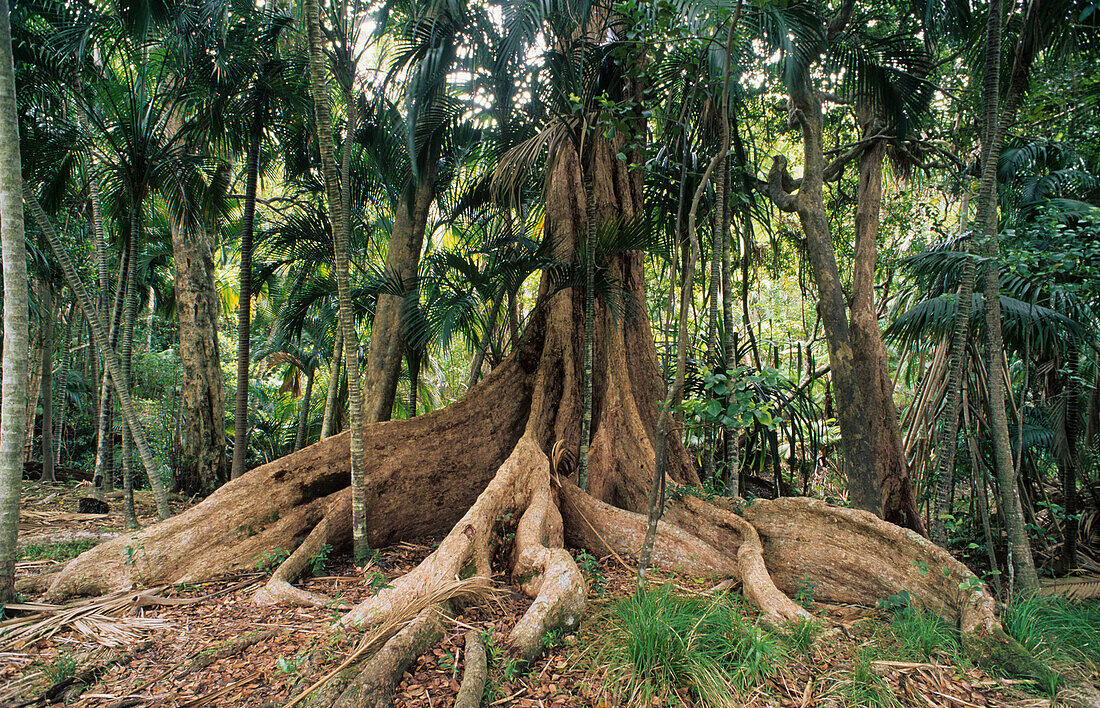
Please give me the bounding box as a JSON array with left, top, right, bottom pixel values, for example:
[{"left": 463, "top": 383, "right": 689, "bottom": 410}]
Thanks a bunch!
[
  {"left": 362, "top": 172, "right": 435, "bottom": 425},
  {"left": 38, "top": 282, "right": 56, "bottom": 482},
  {"left": 171, "top": 220, "right": 227, "bottom": 496}
]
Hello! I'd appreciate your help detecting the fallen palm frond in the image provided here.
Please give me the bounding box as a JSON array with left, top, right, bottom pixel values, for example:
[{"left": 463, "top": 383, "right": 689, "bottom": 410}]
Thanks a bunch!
[
  {"left": 1040, "top": 574, "right": 1100, "bottom": 601},
  {"left": 284, "top": 575, "right": 496, "bottom": 708},
  {"left": 0, "top": 587, "right": 173, "bottom": 650},
  {"left": 19, "top": 510, "right": 109, "bottom": 523}
]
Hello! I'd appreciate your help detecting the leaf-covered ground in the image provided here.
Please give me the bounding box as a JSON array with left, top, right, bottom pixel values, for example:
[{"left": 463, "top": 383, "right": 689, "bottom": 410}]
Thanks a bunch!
[{"left": 2, "top": 480, "right": 1080, "bottom": 707}]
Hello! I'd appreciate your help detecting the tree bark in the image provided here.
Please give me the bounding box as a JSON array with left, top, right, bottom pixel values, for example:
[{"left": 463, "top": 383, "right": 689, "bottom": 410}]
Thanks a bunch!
[
  {"left": 303, "top": 0, "right": 368, "bottom": 561},
  {"left": 38, "top": 281, "right": 56, "bottom": 482},
  {"left": 849, "top": 114, "right": 923, "bottom": 533},
  {"left": 0, "top": 0, "right": 28, "bottom": 601},
  {"left": 54, "top": 301, "right": 75, "bottom": 465},
  {"left": 231, "top": 120, "right": 263, "bottom": 480},
  {"left": 362, "top": 172, "right": 435, "bottom": 424},
  {"left": 171, "top": 219, "right": 227, "bottom": 496},
  {"left": 294, "top": 367, "right": 316, "bottom": 453},
  {"left": 320, "top": 329, "right": 342, "bottom": 439}
]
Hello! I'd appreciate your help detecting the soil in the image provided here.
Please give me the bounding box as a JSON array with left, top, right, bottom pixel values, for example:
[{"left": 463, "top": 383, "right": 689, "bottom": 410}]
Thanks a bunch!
[{"left": 3, "top": 481, "right": 1057, "bottom": 708}]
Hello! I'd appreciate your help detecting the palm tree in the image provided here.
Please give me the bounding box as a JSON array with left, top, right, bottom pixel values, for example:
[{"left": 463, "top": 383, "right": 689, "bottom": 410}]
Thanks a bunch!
[
  {"left": 303, "top": 0, "right": 368, "bottom": 561},
  {"left": 0, "top": 0, "right": 29, "bottom": 602}
]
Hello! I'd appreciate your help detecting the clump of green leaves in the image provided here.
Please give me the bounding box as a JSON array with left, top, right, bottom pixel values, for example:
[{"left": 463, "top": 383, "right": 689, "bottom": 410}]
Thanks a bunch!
[
  {"left": 254, "top": 548, "right": 290, "bottom": 572},
  {"left": 575, "top": 549, "right": 607, "bottom": 598},
  {"left": 782, "top": 618, "right": 822, "bottom": 657},
  {"left": 309, "top": 543, "right": 333, "bottom": 576},
  {"left": 879, "top": 590, "right": 962, "bottom": 662},
  {"left": 1003, "top": 595, "right": 1100, "bottom": 675},
  {"left": 603, "top": 585, "right": 785, "bottom": 707}
]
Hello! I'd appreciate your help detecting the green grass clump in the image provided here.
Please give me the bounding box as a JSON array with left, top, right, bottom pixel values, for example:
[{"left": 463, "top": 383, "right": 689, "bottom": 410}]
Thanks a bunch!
[
  {"left": 1002, "top": 595, "right": 1100, "bottom": 674},
  {"left": 888, "top": 607, "right": 962, "bottom": 662},
  {"left": 782, "top": 617, "right": 822, "bottom": 657},
  {"left": 18, "top": 539, "right": 97, "bottom": 562},
  {"left": 41, "top": 653, "right": 78, "bottom": 684},
  {"left": 835, "top": 649, "right": 900, "bottom": 707},
  {"left": 603, "top": 585, "right": 785, "bottom": 707}
]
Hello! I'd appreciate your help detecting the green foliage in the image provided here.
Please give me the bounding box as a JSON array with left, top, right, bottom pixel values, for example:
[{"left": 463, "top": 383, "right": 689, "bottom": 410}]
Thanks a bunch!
[
  {"left": 575, "top": 550, "right": 607, "bottom": 598},
  {"left": 781, "top": 618, "right": 822, "bottom": 657},
  {"left": 835, "top": 649, "right": 900, "bottom": 707},
  {"left": 40, "top": 652, "right": 78, "bottom": 684},
  {"left": 794, "top": 573, "right": 817, "bottom": 610},
  {"left": 1003, "top": 595, "right": 1100, "bottom": 674},
  {"left": 18, "top": 539, "right": 96, "bottom": 562},
  {"left": 308, "top": 543, "right": 333, "bottom": 577},
  {"left": 888, "top": 608, "right": 962, "bottom": 663},
  {"left": 254, "top": 548, "right": 290, "bottom": 573},
  {"left": 603, "top": 585, "right": 785, "bottom": 706}
]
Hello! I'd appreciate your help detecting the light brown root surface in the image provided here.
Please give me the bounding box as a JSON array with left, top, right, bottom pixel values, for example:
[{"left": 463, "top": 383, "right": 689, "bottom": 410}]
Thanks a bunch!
[
  {"left": 253, "top": 493, "right": 352, "bottom": 608},
  {"left": 340, "top": 436, "right": 585, "bottom": 660},
  {"left": 454, "top": 630, "right": 486, "bottom": 708},
  {"left": 306, "top": 607, "right": 446, "bottom": 708},
  {"left": 45, "top": 358, "right": 532, "bottom": 601}
]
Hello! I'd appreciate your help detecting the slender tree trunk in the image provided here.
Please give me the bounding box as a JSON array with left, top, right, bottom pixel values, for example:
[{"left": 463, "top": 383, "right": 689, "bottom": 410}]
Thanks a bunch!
[
  {"left": 0, "top": 0, "right": 28, "bottom": 600},
  {"left": 232, "top": 119, "right": 263, "bottom": 479},
  {"left": 38, "top": 282, "right": 56, "bottom": 482},
  {"left": 54, "top": 301, "right": 74, "bottom": 466},
  {"left": 321, "top": 329, "right": 342, "bottom": 439},
  {"left": 24, "top": 189, "right": 170, "bottom": 520},
  {"left": 407, "top": 353, "right": 420, "bottom": 419},
  {"left": 848, "top": 110, "right": 922, "bottom": 533},
  {"left": 304, "top": 0, "right": 369, "bottom": 561},
  {"left": 24, "top": 315, "right": 41, "bottom": 463},
  {"left": 466, "top": 290, "right": 505, "bottom": 393},
  {"left": 294, "top": 367, "right": 315, "bottom": 453},
  {"left": 578, "top": 180, "right": 594, "bottom": 491},
  {"left": 94, "top": 257, "right": 127, "bottom": 495},
  {"left": 120, "top": 216, "right": 140, "bottom": 527},
  {"left": 722, "top": 208, "right": 739, "bottom": 496}
]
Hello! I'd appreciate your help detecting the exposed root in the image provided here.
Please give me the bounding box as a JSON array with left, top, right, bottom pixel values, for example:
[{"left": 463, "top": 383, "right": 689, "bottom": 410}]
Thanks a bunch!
[
  {"left": 508, "top": 481, "right": 586, "bottom": 660},
  {"left": 454, "top": 630, "right": 487, "bottom": 708},
  {"left": 669, "top": 495, "right": 808, "bottom": 623},
  {"left": 306, "top": 606, "right": 446, "bottom": 708},
  {"left": 254, "top": 494, "right": 351, "bottom": 608},
  {"left": 559, "top": 481, "right": 737, "bottom": 578}
]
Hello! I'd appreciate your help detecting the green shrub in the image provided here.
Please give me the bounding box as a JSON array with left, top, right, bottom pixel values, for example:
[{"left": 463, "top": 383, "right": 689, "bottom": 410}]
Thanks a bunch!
[{"left": 1003, "top": 595, "right": 1100, "bottom": 673}]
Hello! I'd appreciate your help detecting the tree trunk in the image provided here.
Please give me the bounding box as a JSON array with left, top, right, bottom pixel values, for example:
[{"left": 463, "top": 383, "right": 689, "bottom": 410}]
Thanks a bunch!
[
  {"left": 304, "top": 0, "right": 368, "bottom": 561},
  {"left": 1056, "top": 346, "right": 1081, "bottom": 574},
  {"left": 171, "top": 219, "right": 227, "bottom": 496},
  {"left": 362, "top": 172, "right": 435, "bottom": 424},
  {"left": 320, "top": 329, "right": 342, "bottom": 439},
  {"left": 294, "top": 367, "right": 316, "bottom": 453},
  {"left": 848, "top": 114, "right": 923, "bottom": 533},
  {"left": 38, "top": 281, "right": 56, "bottom": 482},
  {"left": 231, "top": 119, "right": 263, "bottom": 480},
  {"left": 0, "top": 0, "right": 28, "bottom": 601},
  {"left": 465, "top": 289, "right": 504, "bottom": 392},
  {"left": 93, "top": 257, "right": 127, "bottom": 496},
  {"left": 120, "top": 216, "right": 140, "bottom": 527},
  {"left": 54, "top": 301, "right": 74, "bottom": 465},
  {"left": 407, "top": 352, "right": 420, "bottom": 419}
]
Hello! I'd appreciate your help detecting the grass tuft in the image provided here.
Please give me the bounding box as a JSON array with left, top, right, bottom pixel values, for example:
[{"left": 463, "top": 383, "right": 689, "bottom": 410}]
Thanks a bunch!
[
  {"left": 1002, "top": 595, "right": 1100, "bottom": 674},
  {"left": 887, "top": 607, "right": 962, "bottom": 662},
  {"left": 18, "top": 539, "right": 97, "bottom": 562},
  {"left": 602, "top": 585, "right": 785, "bottom": 707},
  {"left": 835, "top": 649, "right": 900, "bottom": 707}
]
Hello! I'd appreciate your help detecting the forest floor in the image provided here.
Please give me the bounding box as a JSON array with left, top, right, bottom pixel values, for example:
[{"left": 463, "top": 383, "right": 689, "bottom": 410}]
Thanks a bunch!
[{"left": 0, "top": 480, "right": 1074, "bottom": 708}]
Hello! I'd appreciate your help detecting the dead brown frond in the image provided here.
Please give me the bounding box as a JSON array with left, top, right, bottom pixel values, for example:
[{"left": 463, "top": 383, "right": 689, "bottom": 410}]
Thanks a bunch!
[
  {"left": 1040, "top": 574, "right": 1100, "bottom": 601},
  {"left": 0, "top": 587, "right": 173, "bottom": 650},
  {"left": 492, "top": 118, "right": 575, "bottom": 212},
  {"left": 284, "top": 575, "right": 496, "bottom": 707}
]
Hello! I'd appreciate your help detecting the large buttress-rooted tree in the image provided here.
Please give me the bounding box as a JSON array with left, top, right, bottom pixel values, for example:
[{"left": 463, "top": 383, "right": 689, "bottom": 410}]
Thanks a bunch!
[{"left": 44, "top": 22, "right": 1040, "bottom": 703}]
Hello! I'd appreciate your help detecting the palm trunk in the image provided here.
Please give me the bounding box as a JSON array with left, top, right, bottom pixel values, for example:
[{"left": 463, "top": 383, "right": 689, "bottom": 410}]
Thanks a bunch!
[
  {"left": 407, "top": 352, "right": 420, "bottom": 419},
  {"left": 320, "top": 329, "right": 342, "bottom": 439},
  {"left": 304, "top": 0, "right": 368, "bottom": 561},
  {"left": 93, "top": 257, "right": 127, "bottom": 495},
  {"left": 231, "top": 119, "right": 263, "bottom": 480},
  {"left": 577, "top": 205, "right": 594, "bottom": 492},
  {"left": 24, "top": 188, "right": 170, "bottom": 521},
  {"left": 120, "top": 215, "right": 141, "bottom": 527},
  {"left": 721, "top": 179, "right": 739, "bottom": 496},
  {"left": 38, "top": 282, "right": 56, "bottom": 482},
  {"left": 294, "top": 367, "right": 316, "bottom": 453},
  {"left": 54, "top": 301, "right": 74, "bottom": 465},
  {"left": 0, "top": 0, "right": 28, "bottom": 600}
]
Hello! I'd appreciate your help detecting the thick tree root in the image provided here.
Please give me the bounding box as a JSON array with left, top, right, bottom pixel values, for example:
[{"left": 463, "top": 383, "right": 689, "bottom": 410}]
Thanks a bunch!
[
  {"left": 454, "top": 630, "right": 487, "bottom": 708},
  {"left": 305, "top": 607, "right": 446, "bottom": 708},
  {"left": 254, "top": 494, "right": 351, "bottom": 608},
  {"left": 340, "top": 436, "right": 585, "bottom": 659}
]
